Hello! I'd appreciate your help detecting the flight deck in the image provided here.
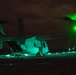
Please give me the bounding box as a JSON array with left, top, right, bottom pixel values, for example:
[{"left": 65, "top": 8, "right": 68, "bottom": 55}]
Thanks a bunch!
[{"left": 0, "top": 51, "right": 76, "bottom": 59}]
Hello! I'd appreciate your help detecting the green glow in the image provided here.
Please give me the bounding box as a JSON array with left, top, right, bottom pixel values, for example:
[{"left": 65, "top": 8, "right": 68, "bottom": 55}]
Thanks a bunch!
[
  {"left": 68, "top": 48, "right": 71, "bottom": 51},
  {"left": 6, "top": 54, "right": 10, "bottom": 57},
  {"left": 67, "top": 13, "right": 76, "bottom": 20},
  {"left": 24, "top": 54, "right": 28, "bottom": 56},
  {"left": 69, "top": 21, "right": 76, "bottom": 32},
  {"left": 72, "top": 47, "right": 75, "bottom": 50},
  {"left": 62, "top": 52, "right": 65, "bottom": 54},
  {"left": 68, "top": 51, "right": 71, "bottom": 53},
  {"left": 56, "top": 52, "right": 58, "bottom": 54},
  {"left": 73, "top": 26, "right": 76, "bottom": 31},
  {"left": 47, "top": 52, "right": 51, "bottom": 55},
  {"left": 72, "top": 51, "right": 75, "bottom": 53}
]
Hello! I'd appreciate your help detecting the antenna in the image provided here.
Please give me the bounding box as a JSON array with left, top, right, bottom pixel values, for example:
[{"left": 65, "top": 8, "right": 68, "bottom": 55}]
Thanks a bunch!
[
  {"left": 18, "top": 19, "right": 25, "bottom": 37},
  {"left": 17, "top": 19, "right": 26, "bottom": 45}
]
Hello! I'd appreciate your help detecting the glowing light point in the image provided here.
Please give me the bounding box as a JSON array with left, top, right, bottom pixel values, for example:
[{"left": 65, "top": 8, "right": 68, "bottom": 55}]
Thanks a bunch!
[
  {"left": 72, "top": 51, "right": 75, "bottom": 53},
  {"left": 56, "top": 52, "right": 58, "bottom": 54},
  {"left": 73, "top": 26, "right": 76, "bottom": 31},
  {"left": 67, "top": 13, "right": 76, "bottom": 20},
  {"left": 72, "top": 47, "right": 75, "bottom": 50},
  {"left": 68, "top": 48, "right": 71, "bottom": 51},
  {"left": 68, "top": 51, "right": 71, "bottom": 53},
  {"left": 47, "top": 52, "right": 51, "bottom": 55},
  {"left": 6, "top": 54, "right": 10, "bottom": 57},
  {"left": 62, "top": 52, "right": 65, "bottom": 54},
  {"left": 24, "top": 54, "right": 28, "bottom": 56}
]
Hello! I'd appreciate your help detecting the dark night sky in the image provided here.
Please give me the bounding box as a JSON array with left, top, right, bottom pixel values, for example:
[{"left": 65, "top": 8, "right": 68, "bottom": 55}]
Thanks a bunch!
[{"left": 0, "top": 0, "right": 76, "bottom": 50}]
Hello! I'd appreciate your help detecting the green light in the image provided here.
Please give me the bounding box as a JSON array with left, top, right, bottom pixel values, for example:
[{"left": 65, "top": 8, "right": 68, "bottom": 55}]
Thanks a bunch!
[
  {"left": 68, "top": 51, "right": 71, "bottom": 53},
  {"left": 69, "top": 21, "right": 76, "bottom": 31},
  {"left": 73, "top": 26, "right": 76, "bottom": 31},
  {"left": 56, "top": 52, "right": 58, "bottom": 54},
  {"left": 72, "top": 47, "right": 75, "bottom": 50},
  {"left": 62, "top": 52, "right": 65, "bottom": 54},
  {"left": 68, "top": 48, "right": 71, "bottom": 51},
  {"left": 72, "top": 51, "right": 75, "bottom": 53},
  {"left": 6, "top": 54, "right": 10, "bottom": 57},
  {"left": 67, "top": 13, "right": 76, "bottom": 20},
  {"left": 47, "top": 52, "right": 51, "bottom": 55},
  {"left": 24, "top": 54, "right": 28, "bottom": 56}
]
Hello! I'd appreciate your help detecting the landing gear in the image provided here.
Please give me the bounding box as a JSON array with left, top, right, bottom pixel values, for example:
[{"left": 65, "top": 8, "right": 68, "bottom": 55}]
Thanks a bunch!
[
  {"left": 11, "top": 53, "right": 21, "bottom": 57},
  {"left": 15, "top": 54, "right": 19, "bottom": 57},
  {"left": 36, "top": 52, "right": 41, "bottom": 57}
]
